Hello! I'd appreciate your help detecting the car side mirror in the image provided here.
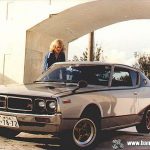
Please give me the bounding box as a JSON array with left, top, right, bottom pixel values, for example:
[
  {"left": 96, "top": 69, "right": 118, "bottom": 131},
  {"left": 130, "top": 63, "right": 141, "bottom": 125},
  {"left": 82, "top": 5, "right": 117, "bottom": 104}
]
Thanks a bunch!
[{"left": 72, "top": 80, "right": 88, "bottom": 93}]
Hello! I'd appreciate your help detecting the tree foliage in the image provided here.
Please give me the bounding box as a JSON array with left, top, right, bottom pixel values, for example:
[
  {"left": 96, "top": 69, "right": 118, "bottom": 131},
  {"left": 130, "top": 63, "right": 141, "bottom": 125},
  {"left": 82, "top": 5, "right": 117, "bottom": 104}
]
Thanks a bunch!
[
  {"left": 72, "top": 45, "right": 104, "bottom": 61},
  {"left": 133, "top": 52, "right": 150, "bottom": 78}
]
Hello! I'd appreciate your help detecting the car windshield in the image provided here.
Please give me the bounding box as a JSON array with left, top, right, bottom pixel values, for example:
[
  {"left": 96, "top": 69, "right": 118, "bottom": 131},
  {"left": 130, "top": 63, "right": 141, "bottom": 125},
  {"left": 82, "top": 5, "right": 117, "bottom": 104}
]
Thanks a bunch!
[{"left": 36, "top": 64, "right": 111, "bottom": 86}]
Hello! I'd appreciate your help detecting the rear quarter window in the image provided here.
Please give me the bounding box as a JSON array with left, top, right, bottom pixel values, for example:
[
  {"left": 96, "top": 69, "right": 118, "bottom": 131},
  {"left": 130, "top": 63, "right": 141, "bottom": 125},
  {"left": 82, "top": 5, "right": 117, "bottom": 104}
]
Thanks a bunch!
[{"left": 111, "top": 67, "right": 139, "bottom": 87}]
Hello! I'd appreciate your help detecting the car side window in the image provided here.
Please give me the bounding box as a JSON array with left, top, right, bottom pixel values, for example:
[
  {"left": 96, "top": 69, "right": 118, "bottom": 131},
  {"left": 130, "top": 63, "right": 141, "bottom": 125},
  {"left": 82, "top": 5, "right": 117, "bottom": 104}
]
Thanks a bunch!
[
  {"left": 66, "top": 65, "right": 111, "bottom": 86},
  {"left": 111, "top": 67, "right": 132, "bottom": 87}
]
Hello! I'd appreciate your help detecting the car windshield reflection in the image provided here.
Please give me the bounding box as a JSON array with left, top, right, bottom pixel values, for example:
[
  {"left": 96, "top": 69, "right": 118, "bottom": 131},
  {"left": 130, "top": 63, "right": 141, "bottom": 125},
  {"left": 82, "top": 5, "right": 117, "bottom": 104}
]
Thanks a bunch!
[{"left": 36, "top": 64, "right": 111, "bottom": 86}]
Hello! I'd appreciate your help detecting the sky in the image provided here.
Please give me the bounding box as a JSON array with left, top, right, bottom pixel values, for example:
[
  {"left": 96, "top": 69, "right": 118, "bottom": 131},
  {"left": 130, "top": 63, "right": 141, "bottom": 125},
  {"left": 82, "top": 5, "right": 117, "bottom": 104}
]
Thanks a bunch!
[{"left": 68, "top": 19, "right": 150, "bottom": 66}]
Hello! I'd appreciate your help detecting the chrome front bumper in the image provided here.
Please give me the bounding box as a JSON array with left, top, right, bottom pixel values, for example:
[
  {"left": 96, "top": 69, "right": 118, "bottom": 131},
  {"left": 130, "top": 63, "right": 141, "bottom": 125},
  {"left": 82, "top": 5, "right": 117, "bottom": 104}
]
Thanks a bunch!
[{"left": 0, "top": 111, "right": 62, "bottom": 133}]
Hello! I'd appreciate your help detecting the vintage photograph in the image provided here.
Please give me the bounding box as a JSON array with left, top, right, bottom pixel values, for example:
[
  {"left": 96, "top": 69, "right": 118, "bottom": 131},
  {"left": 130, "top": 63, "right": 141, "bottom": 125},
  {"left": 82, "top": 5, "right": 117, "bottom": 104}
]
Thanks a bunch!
[{"left": 0, "top": 0, "right": 150, "bottom": 149}]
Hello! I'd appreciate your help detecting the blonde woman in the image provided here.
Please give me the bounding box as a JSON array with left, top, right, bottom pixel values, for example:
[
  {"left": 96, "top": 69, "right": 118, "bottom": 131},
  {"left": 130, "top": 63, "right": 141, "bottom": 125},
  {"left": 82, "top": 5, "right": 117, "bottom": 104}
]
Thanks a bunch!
[{"left": 43, "top": 39, "right": 66, "bottom": 72}]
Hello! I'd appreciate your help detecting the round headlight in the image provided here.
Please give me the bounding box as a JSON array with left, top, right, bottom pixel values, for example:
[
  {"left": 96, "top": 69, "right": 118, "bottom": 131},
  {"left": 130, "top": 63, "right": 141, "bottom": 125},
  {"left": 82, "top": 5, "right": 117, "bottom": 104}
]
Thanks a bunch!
[
  {"left": 38, "top": 101, "right": 46, "bottom": 107},
  {"left": 48, "top": 101, "right": 56, "bottom": 109}
]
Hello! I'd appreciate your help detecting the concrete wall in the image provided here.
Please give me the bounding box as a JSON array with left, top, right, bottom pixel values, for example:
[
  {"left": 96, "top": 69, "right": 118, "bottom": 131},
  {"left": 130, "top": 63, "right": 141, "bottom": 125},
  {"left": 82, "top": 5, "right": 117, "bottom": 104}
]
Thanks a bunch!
[{"left": 24, "top": 31, "right": 52, "bottom": 83}]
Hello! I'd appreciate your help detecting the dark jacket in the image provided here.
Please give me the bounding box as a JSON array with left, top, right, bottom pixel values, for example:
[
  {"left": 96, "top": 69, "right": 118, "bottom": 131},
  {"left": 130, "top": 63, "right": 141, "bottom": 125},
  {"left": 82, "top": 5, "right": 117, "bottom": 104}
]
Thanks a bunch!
[{"left": 43, "top": 51, "right": 65, "bottom": 72}]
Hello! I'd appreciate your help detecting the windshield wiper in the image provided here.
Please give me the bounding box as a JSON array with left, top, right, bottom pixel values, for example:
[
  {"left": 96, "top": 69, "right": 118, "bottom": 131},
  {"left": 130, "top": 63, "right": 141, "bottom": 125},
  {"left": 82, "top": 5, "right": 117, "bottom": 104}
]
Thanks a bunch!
[{"left": 65, "top": 83, "right": 78, "bottom": 87}]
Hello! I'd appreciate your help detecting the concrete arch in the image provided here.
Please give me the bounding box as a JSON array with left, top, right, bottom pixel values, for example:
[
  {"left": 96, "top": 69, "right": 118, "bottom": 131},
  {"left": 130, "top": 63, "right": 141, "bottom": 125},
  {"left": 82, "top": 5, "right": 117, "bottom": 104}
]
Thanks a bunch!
[{"left": 24, "top": 0, "right": 150, "bottom": 83}]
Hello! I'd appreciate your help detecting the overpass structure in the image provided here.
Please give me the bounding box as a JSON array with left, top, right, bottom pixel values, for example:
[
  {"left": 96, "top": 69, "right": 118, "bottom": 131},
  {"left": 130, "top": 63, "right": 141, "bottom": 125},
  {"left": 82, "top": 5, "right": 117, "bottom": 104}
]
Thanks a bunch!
[{"left": 24, "top": 0, "right": 150, "bottom": 83}]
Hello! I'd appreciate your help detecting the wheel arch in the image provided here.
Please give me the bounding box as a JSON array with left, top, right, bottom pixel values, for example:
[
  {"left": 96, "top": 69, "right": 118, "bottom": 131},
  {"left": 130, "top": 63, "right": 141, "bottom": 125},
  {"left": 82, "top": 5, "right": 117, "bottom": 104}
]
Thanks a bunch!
[
  {"left": 139, "top": 105, "right": 150, "bottom": 115},
  {"left": 80, "top": 103, "right": 102, "bottom": 123}
]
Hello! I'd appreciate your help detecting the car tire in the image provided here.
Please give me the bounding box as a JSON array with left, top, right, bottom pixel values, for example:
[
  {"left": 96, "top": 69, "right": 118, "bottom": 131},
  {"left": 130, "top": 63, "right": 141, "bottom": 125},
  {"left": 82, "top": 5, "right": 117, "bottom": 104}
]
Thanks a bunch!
[
  {"left": 0, "top": 128, "right": 20, "bottom": 138},
  {"left": 73, "top": 117, "right": 98, "bottom": 149},
  {"left": 60, "top": 116, "right": 99, "bottom": 150},
  {"left": 136, "top": 108, "right": 150, "bottom": 133}
]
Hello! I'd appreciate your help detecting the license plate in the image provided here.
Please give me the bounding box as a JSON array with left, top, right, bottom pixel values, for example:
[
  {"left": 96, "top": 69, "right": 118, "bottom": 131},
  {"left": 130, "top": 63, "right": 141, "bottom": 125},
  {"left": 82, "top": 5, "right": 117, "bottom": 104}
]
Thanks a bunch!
[{"left": 0, "top": 115, "right": 19, "bottom": 128}]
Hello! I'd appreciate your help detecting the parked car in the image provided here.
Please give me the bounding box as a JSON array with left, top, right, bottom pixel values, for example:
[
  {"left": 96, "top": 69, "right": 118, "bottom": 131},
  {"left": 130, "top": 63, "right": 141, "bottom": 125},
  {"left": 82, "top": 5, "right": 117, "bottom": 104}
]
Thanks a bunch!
[{"left": 0, "top": 62, "right": 150, "bottom": 149}]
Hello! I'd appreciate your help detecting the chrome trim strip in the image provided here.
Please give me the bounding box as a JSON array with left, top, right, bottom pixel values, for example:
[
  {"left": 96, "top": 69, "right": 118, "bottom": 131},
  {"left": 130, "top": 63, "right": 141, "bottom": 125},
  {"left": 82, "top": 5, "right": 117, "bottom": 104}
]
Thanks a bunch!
[
  {"left": 101, "top": 122, "right": 139, "bottom": 131},
  {"left": 0, "top": 110, "right": 60, "bottom": 117},
  {"left": 56, "top": 97, "right": 61, "bottom": 113}
]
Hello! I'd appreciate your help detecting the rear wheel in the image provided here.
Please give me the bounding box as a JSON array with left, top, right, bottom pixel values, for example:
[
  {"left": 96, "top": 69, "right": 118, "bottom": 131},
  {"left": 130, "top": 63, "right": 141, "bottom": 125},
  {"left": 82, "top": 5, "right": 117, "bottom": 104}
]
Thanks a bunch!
[{"left": 136, "top": 108, "right": 150, "bottom": 133}]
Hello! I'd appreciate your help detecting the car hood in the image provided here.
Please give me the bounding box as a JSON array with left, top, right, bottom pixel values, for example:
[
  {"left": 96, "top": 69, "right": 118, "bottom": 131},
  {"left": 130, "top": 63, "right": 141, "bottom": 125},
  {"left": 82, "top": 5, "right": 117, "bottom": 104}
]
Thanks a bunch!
[
  {"left": 0, "top": 83, "right": 73, "bottom": 97},
  {"left": 0, "top": 83, "right": 108, "bottom": 98}
]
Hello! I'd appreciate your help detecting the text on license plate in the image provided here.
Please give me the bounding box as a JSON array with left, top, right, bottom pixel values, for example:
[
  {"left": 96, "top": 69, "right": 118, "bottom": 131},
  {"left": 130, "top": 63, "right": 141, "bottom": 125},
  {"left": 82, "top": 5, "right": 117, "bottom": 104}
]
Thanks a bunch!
[{"left": 0, "top": 115, "right": 19, "bottom": 128}]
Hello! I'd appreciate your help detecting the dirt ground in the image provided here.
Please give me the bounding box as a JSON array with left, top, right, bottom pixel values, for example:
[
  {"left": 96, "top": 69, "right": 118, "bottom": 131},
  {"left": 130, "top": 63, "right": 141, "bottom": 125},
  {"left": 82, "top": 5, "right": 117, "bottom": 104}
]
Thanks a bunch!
[{"left": 0, "top": 133, "right": 61, "bottom": 150}]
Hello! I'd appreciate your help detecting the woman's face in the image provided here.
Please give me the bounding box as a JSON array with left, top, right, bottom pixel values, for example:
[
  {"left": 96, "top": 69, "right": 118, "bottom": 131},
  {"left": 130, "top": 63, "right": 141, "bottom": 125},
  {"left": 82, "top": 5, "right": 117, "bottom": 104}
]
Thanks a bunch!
[{"left": 54, "top": 44, "right": 62, "bottom": 54}]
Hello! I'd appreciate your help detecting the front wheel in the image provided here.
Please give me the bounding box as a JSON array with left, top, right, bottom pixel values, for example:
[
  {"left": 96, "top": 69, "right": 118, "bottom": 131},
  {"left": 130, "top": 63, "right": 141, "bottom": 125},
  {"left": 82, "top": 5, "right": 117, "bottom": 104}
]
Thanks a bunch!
[
  {"left": 73, "top": 118, "right": 97, "bottom": 149},
  {"left": 60, "top": 117, "right": 99, "bottom": 150},
  {"left": 136, "top": 108, "right": 150, "bottom": 133}
]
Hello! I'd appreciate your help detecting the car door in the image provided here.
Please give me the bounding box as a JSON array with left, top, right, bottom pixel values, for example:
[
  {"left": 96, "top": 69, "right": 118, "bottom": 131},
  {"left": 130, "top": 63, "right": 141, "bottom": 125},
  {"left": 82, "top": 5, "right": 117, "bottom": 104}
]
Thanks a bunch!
[{"left": 106, "top": 66, "right": 139, "bottom": 127}]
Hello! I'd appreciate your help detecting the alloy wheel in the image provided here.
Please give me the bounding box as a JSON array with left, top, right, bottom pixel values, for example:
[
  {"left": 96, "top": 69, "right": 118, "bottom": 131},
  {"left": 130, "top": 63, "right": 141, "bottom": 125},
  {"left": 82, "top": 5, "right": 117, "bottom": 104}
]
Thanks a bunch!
[{"left": 73, "top": 118, "right": 97, "bottom": 148}]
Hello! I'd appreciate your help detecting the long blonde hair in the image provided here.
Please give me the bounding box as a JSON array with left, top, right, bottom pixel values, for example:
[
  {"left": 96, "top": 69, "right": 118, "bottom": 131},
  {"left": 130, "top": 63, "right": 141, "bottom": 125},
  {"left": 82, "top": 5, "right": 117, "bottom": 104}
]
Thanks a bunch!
[{"left": 49, "top": 39, "right": 65, "bottom": 52}]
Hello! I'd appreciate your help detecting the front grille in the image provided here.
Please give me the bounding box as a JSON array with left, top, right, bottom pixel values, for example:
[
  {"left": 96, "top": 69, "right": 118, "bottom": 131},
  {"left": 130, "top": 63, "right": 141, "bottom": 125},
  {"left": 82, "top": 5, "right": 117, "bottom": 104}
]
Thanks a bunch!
[
  {"left": 7, "top": 96, "right": 32, "bottom": 111},
  {"left": 0, "top": 95, "right": 7, "bottom": 108},
  {"left": 0, "top": 95, "right": 57, "bottom": 114}
]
